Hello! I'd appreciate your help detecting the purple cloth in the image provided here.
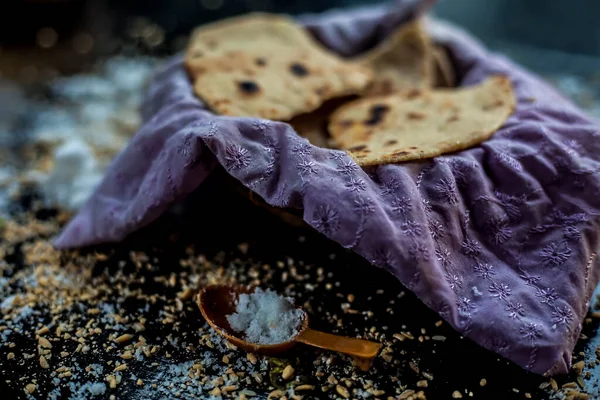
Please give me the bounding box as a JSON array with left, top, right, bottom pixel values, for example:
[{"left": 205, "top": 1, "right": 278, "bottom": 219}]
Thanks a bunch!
[{"left": 54, "top": 1, "right": 600, "bottom": 376}]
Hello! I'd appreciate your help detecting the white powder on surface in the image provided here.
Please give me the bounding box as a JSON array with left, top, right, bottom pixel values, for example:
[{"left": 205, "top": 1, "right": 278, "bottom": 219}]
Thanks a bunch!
[
  {"left": 2, "top": 56, "right": 157, "bottom": 213},
  {"left": 40, "top": 138, "right": 104, "bottom": 211},
  {"left": 67, "top": 381, "right": 107, "bottom": 399},
  {"left": 1, "top": 294, "right": 16, "bottom": 310},
  {"left": 226, "top": 288, "right": 303, "bottom": 345}
]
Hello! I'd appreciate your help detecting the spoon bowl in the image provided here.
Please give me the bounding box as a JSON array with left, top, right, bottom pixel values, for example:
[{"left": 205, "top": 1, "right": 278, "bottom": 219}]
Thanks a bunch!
[
  {"left": 197, "top": 284, "right": 382, "bottom": 370},
  {"left": 198, "top": 284, "right": 308, "bottom": 356}
]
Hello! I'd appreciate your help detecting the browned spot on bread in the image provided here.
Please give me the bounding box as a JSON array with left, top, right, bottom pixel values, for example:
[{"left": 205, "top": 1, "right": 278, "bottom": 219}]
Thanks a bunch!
[
  {"left": 255, "top": 58, "right": 266, "bottom": 66},
  {"left": 380, "top": 79, "right": 395, "bottom": 95},
  {"left": 213, "top": 99, "right": 232, "bottom": 106},
  {"left": 406, "top": 89, "right": 422, "bottom": 99},
  {"left": 193, "top": 50, "right": 204, "bottom": 58},
  {"left": 409, "top": 146, "right": 418, "bottom": 150},
  {"left": 384, "top": 139, "right": 398, "bottom": 146},
  {"left": 338, "top": 120, "right": 353, "bottom": 127},
  {"left": 290, "top": 63, "right": 309, "bottom": 77},
  {"left": 407, "top": 112, "right": 425, "bottom": 120},
  {"left": 392, "top": 150, "right": 410, "bottom": 156},
  {"left": 447, "top": 115, "right": 459, "bottom": 123},
  {"left": 348, "top": 145, "right": 368, "bottom": 152},
  {"left": 238, "top": 81, "right": 260, "bottom": 94},
  {"left": 364, "top": 104, "right": 389, "bottom": 126},
  {"left": 482, "top": 100, "right": 505, "bottom": 111}
]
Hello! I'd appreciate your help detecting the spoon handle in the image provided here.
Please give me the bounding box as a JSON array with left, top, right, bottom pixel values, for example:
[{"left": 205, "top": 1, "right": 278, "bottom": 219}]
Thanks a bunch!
[{"left": 296, "top": 328, "right": 382, "bottom": 370}]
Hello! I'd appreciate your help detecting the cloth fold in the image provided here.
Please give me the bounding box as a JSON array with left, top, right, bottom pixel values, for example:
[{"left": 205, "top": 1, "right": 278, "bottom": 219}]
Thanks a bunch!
[{"left": 54, "top": 1, "right": 600, "bottom": 376}]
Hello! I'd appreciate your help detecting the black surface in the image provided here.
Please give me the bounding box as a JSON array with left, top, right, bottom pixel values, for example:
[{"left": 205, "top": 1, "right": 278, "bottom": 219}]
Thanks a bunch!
[{"left": 1, "top": 173, "right": 599, "bottom": 399}]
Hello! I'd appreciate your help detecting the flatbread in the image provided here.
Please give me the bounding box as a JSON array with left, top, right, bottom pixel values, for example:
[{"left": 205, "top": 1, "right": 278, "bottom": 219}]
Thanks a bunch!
[
  {"left": 328, "top": 75, "right": 515, "bottom": 166},
  {"left": 186, "top": 13, "right": 317, "bottom": 62},
  {"left": 191, "top": 50, "right": 370, "bottom": 120},
  {"left": 356, "top": 19, "right": 433, "bottom": 95},
  {"left": 186, "top": 14, "right": 372, "bottom": 120},
  {"left": 288, "top": 98, "right": 353, "bottom": 148},
  {"left": 432, "top": 45, "right": 456, "bottom": 88}
]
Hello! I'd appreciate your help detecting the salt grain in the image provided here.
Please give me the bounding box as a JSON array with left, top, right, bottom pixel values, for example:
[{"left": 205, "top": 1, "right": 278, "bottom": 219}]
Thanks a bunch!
[{"left": 226, "top": 288, "right": 303, "bottom": 345}]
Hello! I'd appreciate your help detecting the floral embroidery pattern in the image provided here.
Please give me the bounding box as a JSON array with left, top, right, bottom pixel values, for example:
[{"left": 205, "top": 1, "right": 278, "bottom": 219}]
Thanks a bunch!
[
  {"left": 506, "top": 302, "right": 525, "bottom": 319},
  {"left": 391, "top": 196, "right": 412, "bottom": 216},
  {"left": 337, "top": 160, "right": 358, "bottom": 176},
  {"left": 381, "top": 178, "right": 400, "bottom": 196},
  {"left": 519, "top": 269, "right": 541, "bottom": 286},
  {"left": 205, "top": 121, "right": 218, "bottom": 138},
  {"left": 495, "top": 151, "right": 523, "bottom": 171},
  {"left": 494, "top": 191, "right": 524, "bottom": 220},
  {"left": 486, "top": 218, "right": 512, "bottom": 244},
  {"left": 539, "top": 241, "right": 572, "bottom": 267},
  {"left": 551, "top": 306, "right": 574, "bottom": 328},
  {"left": 457, "top": 297, "right": 474, "bottom": 317},
  {"left": 461, "top": 239, "right": 482, "bottom": 258},
  {"left": 428, "top": 219, "right": 444, "bottom": 240},
  {"left": 409, "top": 242, "right": 430, "bottom": 262},
  {"left": 520, "top": 322, "right": 541, "bottom": 342},
  {"left": 435, "top": 178, "right": 459, "bottom": 204},
  {"left": 298, "top": 159, "right": 318, "bottom": 176},
  {"left": 346, "top": 178, "right": 366, "bottom": 193},
  {"left": 473, "top": 263, "right": 495, "bottom": 280},
  {"left": 536, "top": 287, "right": 558, "bottom": 306},
  {"left": 489, "top": 282, "right": 511, "bottom": 300},
  {"left": 328, "top": 150, "right": 346, "bottom": 161},
  {"left": 435, "top": 247, "right": 452, "bottom": 268},
  {"left": 401, "top": 221, "right": 423, "bottom": 238},
  {"left": 370, "top": 248, "right": 393, "bottom": 268},
  {"left": 354, "top": 197, "right": 375, "bottom": 216},
  {"left": 445, "top": 273, "right": 462, "bottom": 290},
  {"left": 292, "top": 141, "right": 312, "bottom": 157},
  {"left": 176, "top": 134, "right": 193, "bottom": 159},
  {"left": 488, "top": 336, "right": 510, "bottom": 355},
  {"left": 252, "top": 119, "right": 271, "bottom": 132},
  {"left": 311, "top": 205, "right": 339, "bottom": 235},
  {"left": 225, "top": 144, "right": 251, "bottom": 170}
]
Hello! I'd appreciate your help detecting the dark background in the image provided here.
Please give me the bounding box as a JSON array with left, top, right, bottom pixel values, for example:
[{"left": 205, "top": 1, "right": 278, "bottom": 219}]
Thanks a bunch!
[{"left": 2, "top": 0, "right": 600, "bottom": 59}]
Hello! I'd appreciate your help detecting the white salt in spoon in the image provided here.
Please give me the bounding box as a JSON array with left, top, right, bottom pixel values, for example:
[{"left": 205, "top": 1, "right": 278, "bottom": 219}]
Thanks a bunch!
[{"left": 197, "top": 284, "right": 382, "bottom": 371}]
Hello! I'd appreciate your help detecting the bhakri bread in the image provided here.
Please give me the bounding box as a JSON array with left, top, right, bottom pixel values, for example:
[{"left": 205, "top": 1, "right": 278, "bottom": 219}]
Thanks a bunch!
[
  {"left": 328, "top": 76, "right": 515, "bottom": 165},
  {"left": 356, "top": 19, "right": 433, "bottom": 95},
  {"left": 186, "top": 13, "right": 372, "bottom": 120}
]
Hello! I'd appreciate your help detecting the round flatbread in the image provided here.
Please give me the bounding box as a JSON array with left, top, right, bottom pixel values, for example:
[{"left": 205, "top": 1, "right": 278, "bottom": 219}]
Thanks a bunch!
[
  {"left": 328, "top": 75, "right": 516, "bottom": 166},
  {"left": 185, "top": 13, "right": 372, "bottom": 120},
  {"left": 356, "top": 19, "right": 433, "bottom": 95}
]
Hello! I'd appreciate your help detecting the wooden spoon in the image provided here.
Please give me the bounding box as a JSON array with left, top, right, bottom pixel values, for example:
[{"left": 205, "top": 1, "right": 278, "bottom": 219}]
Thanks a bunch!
[{"left": 197, "top": 284, "right": 382, "bottom": 371}]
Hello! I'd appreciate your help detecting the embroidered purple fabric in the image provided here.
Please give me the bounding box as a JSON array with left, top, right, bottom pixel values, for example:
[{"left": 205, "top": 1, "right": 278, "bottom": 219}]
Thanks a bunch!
[{"left": 53, "top": 1, "right": 600, "bottom": 376}]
